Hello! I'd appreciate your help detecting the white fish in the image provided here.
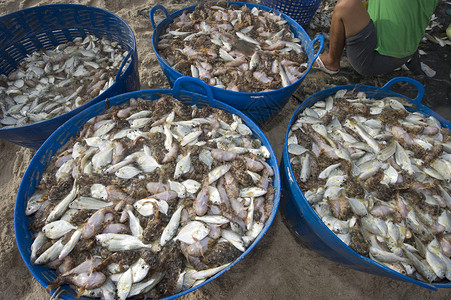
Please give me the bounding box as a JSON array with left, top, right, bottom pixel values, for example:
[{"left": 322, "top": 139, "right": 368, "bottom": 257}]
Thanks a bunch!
[
  {"left": 125, "top": 110, "right": 152, "bottom": 121},
  {"left": 347, "top": 197, "right": 368, "bottom": 216},
  {"left": 163, "top": 123, "right": 173, "bottom": 151},
  {"left": 381, "top": 165, "right": 398, "bottom": 185},
  {"left": 189, "top": 263, "right": 230, "bottom": 281},
  {"left": 115, "top": 165, "right": 142, "bottom": 179},
  {"left": 246, "top": 198, "right": 255, "bottom": 230},
  {"left": 191, "top": 65, "right": 199, "bottom": 78},
  {"left": 394, "top": 142, "right": 414, "bottom": 175},
  {"left": 130, "top": 117, "right": 152, "bottom": 129},
  {"left": 357, "top": 159, "right": 382, "bottom": 180},
  {"left": 91, "top": 183, "right": 108, "bottom": 200},
  {"left": 181, "top": 130, "right": 202, "bottom": 146},
  {"left": 30, "top": 232, "right": 47, "bottom": 262},
  {"left": 403, "top": 249, "right": 436, "bottom": 282},
  {"left": 369, "top": 246, "right": 407, "bottom": 263},
  {"left": 236, "top": 32, "right": 260, "bottom": 45},
  {"left": 34, "top": 238, "right": 64, "bottom": 265},
  {"left": 55, "top": 158, "right": 74, "bottom": 182},
  {"left": 128, "top": 210, "right": 143, "bottom": 240},
  {"left": 312, "top": 124, "right": 335, "bottom": 147},
  {"left": 208, "top": 165, "right": 231, "bottom": 184},
  {"left": 174, "top": 153, "right": 191, "bottom": 179},
  {"left": 195, "top": 215, "right": 230, "bottom": 225},
  {"left": 117, "top": 267, "right": 133, "bottom": 300},
  {"left": 247, "top": 170, "right": 262, "bottom": 184},
  {"left": 361, "top": 215, "right": 387, "bottom": 237},
  {"left": 26, "top": 192, "right": 45, "bottom": 216},
  {"left": 134, "top": 198, "right": 168, "bottom": 216},
  {"left": 46, "top": 181, "right": 78, "bottom": 223},
  {"left": 242, "top": 221, "right": 264, "bottom": 246},
  {"left": 174, "top": 221, "right": 210, "bottom": 244},
  {"left": 219, "top": 48, "right": 234, "bottom": 61},
  {"left": 168, "top": 180, "right": 187, "bottom": 198},
  {"left": 278, "top": 60, "right": 290, "bottom": 87},
  {"left": 239, "top": 187, "right": 267, "bottom": 198},
  {"left": 348, "top": 120, "right": 380, "bottom": 153},
  {"left": 299, "top": 153, "right": 311, "bottom": 182},
  {"left": 208, "top": 186, "right": 222, "bottom": 205},
  {"left": 160, "top": 205, "right": 184, "bottom": 246},
  {"left": 182, "top": 179, "right": 201, "bottom": 194},
  {"left": 249, "top": 52, "right": 260, "bottom": 70},
  {"left": 199, "top": 149, "right": 213, "bottom": 169},
  {"left": 136, "top": 151, "right": 161, "bottom": 173},
  {"left": 431, "top": 159, "right": 451, "bottom": 180},
  {"left": 288, "top": 144, "right": 308, "bottom": 156},
  {"left": 96, "top": 234, "right": 152, "bottom": 251},
  {"left": 42, "top": 220, "right": 77, "bottom": 239},
  {"left": 221, "top": 229, "right": 245, "bottom": 252},
  {"left": 69, "top": 197, "right": 113, "bottom": 210},
  {"left": 60, "top": 208, "right": 78, "bottom": 223},
  {"left": 128, "top": 272, "right": 163, "bottom": 297},
  {"left": 322, "top": 215, "right": 354, "bottom": 234},
  {"left": 425, "top": 249, "right": 446, "bottom": 279},
  {"left": 129, "top": 258, "right": 151, "bottom": 283},
  {"left": 100, "top": 278, "right": 116, "bottom": 300},
  {"left": 323, "top": 186, "right": 343, "bottom": 201},
  {"left": 325, "top": 175, "right": 346, "bottom": 188},
  {"left": 237, "top": 123, "right": 252, "bottom": 136},
  {"left": 318, "top": 163, "right": 342, "bottom": 179},
  {"left": 59, "top": 229, "right": 82, "bottom": 260},
  {"left": 94, "top": 121, "right": 115, "bottom": 137}
]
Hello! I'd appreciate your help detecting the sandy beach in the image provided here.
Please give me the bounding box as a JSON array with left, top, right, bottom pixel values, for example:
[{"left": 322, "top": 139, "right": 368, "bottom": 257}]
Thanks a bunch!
[{"left": 0, "top": 0, "right": 450, "bottom": 299}]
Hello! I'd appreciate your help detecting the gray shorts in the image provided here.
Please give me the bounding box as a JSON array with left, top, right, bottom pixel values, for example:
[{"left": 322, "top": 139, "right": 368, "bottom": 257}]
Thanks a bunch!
[{"left": 346, "top": 20, "right": 411, "bottom": 76}]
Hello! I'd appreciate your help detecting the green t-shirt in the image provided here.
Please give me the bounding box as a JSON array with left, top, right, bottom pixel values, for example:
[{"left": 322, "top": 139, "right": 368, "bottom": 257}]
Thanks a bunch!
[{"left": 368, "top": 0, "right": 439, "bottom": 58}]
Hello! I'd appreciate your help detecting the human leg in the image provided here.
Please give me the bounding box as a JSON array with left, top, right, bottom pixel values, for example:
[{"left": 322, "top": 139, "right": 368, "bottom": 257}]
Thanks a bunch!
[
  {"left": 315, "top": 0, "right": 370, "bottom": 72},
  {"left": 346, "top": 21, "right": 411, "bottom": 75}
]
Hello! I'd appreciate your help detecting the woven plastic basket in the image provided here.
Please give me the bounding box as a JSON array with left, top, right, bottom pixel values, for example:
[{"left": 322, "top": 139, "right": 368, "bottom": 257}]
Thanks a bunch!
[
  {"left": 15, "top": 76, "right": 281, "bottom": 300},
  {"left": 260, "top": 0, "right": 322, "bottom": 27},
  {"left": 150, "top": 1, "right": 324, "bottom": 126},
  {"left": 280, "top": 77, "right": 451, "bottom": 289},
  {"left": 0, "top": 4, "right": 139, "bottom": 149}
]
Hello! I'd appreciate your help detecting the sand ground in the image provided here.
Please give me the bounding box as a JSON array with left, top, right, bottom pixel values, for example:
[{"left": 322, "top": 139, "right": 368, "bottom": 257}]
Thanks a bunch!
[{"left": 0, "top": 0, "right": 450, "bottom": 299}]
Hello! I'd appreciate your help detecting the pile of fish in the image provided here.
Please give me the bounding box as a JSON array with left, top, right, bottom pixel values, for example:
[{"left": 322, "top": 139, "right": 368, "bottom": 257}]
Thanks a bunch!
[
  {"left": 0, "top": 35, "right": 129, "bottom": 128},
  {"left": 308, "top": 0, "right": 335, "bottom": 40},
  {"left": 26, "top": 95, "right": 274, "bottom": 299},
  {"left": 157, "top": 2, "right": 308, "bottom": 93},
  {"left": 287, "top": 90, "right": 451, "bottom": 283}
]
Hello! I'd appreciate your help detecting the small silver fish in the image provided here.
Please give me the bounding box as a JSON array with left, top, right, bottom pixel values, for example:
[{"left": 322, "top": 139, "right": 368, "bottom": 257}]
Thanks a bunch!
[
  {"left": 96, "top": 234, "right": 152, "bottom": 251},
  {"left": 160, "top": 205, "right": 184, "bottom": 246}
]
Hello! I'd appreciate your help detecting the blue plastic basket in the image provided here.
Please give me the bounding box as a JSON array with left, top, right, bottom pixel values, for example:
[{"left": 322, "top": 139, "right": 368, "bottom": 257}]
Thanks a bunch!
[
  {"left": 14, "top": 76, "right": 281, "bottom": 300},
  {"left": 0, "top": 4, "right": 139, "bottom": 149},
  {"left": 150, "top": 1, "right": 324, "bottom": 127},
  {"left": 280, "top": 77, "right": 451, "bottom": 290},
  {"left": 261, "top": 0, "right": 322, "bottom": 27}
]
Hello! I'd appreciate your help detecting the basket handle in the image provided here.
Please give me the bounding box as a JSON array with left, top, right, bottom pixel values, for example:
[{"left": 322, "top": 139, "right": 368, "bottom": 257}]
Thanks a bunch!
[
  {"left": 115, "top": 50, "right": 134, "bottom": 82},
  {"left": 150, "top": 4, "right": 170, "bottom": 30},
  {"left": 173, "top": 77, "right": 214, "bottom": 103},
  {"left": 381, "top": 76, "right": 425, "bottom": 105},
  {"left": 311, "top": 34, "right": 325, "bottom": 63}
]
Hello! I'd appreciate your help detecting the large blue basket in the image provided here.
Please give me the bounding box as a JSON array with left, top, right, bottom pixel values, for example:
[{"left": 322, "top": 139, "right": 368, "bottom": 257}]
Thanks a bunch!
[
  {"left": 14, "top": 76, "right": 281, "bottom": 300},
  {"left": 0, "top": 4, "right": 139, "bottom": 149},
  {"left": 150, "top": 1, "right": 324, "bottom": 127},
  {"left": 280, "top": 77, "right": 451, "bottom": 290},
  {"left": 260, "top": 0, "right": 322, "bottom": 27}
]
